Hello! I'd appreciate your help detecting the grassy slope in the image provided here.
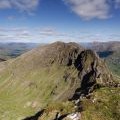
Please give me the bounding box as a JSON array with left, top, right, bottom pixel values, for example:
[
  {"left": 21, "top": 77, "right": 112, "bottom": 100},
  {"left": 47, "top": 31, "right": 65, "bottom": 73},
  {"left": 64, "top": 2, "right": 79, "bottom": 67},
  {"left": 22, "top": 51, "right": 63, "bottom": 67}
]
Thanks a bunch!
[
  {"left": 0, "top": 61, "right": 76, "bottom": 119},
  {"left": 37, "top": 87, "right": 120, "bottom": 120},
  {"left": 95, "top": 51, "right": 120, "bottom": 77},
  {"left": 105, "top": 51, "right": 120, "bottom": 76},
  {"left": 0, "top": 62, "right": 119, "bottom": 119},
  {"left": 0, "top": 42, "right": 81, "bottom": 119},
  {"left": 81, "top": 87, "right": 120, "bottom": 120}
]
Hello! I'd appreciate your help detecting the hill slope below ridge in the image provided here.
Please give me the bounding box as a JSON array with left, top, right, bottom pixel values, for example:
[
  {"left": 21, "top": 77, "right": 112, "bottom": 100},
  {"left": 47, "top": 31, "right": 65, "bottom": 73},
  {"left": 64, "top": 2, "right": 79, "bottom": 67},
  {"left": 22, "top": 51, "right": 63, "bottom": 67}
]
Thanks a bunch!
[{"left": 0, "top": 42, "right": 118, "bottom": 120}]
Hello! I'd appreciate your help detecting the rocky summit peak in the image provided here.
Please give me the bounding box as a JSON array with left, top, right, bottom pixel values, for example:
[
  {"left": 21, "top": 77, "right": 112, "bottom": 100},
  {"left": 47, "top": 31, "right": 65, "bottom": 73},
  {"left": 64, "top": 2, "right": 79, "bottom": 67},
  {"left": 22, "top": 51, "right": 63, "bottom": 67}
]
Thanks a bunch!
[
  {"left": 17, "top": 42, "right": 84, "bottom": 67},
  {"left": 42, "top": 42, "right": 84, "bottom": 66}
]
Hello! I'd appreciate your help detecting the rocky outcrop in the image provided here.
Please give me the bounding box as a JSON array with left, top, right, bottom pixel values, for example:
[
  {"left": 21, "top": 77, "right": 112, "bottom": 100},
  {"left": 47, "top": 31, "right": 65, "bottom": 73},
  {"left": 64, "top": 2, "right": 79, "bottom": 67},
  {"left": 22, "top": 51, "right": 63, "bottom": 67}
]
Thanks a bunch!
[
  {"left": 54, "top": 48, "right": 113, "bottom": 101},
  {"left": 0, "top": 58, "right": 6, "bottom": 62}
]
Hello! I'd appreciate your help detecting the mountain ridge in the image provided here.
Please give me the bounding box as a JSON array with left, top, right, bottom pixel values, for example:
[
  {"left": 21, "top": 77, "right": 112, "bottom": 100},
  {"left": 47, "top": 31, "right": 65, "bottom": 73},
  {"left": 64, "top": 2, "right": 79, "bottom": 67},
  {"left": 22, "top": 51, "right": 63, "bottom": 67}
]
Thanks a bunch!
[{"left": 0, "top": 42, "right": 117, "bottom": 120}]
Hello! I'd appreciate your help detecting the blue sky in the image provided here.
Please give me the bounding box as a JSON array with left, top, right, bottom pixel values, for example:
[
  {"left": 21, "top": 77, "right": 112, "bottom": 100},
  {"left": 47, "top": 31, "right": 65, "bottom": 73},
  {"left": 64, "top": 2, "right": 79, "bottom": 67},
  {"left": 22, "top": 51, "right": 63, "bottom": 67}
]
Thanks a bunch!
[{"left": 0, "top": 0, "right": 120, "bottom": 43}]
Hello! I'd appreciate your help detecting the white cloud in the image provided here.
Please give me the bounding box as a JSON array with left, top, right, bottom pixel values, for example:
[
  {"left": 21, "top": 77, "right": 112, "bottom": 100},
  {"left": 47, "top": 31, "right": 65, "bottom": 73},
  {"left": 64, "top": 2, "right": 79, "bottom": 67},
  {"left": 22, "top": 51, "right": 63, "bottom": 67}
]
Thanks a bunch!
[
  {"left": 38, "top": 28, "right": 58, "bottom": 36},
  {"left": 64, "top": 0, "right": 111, "bottom": 20},
  {"left": 38, "top": 28, "right": 67, "bottom": 37},
  {"left": 115, "top": 0, "right": 120, "bottom": 8},
  {"left": 0, "top": 27, "right": 72, "bottom": 43},
  {"left": 0, "top": 0, "right": 120, "bottom": 19},
  {"left": 0, "top": 0, "right": 11, "bottom": 9},
  {"left": 0, "top": 0, "right": 40, "bottom": 14},
  {"left": 115, "top": 0, "right": 120, "bottom": 4},
  {"left": 0, "top": 27, "right": 120, "bottom": 43},
  {"left": 64, "top": 0, "right": 120, "bottom": 20},
  {"left": 7, "top": 15, "right": 16, "bottom": 20}
]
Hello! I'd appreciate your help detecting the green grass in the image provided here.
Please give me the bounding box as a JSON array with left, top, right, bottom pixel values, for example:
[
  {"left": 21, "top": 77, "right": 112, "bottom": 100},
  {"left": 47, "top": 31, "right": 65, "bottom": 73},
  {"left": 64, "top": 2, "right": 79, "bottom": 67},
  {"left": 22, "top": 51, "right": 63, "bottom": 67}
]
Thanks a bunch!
[
  {"left": 106, "top": 61, "right": 120, "bottom": 76},
  {"left": 81, "top": 87, "right": 120, "bottom": 120},
  {"left": 105, "top": 51, "right": 120, "bottom": 76},
  {"left": 0, "top": 62, "right": 73, "bottom": 119}
]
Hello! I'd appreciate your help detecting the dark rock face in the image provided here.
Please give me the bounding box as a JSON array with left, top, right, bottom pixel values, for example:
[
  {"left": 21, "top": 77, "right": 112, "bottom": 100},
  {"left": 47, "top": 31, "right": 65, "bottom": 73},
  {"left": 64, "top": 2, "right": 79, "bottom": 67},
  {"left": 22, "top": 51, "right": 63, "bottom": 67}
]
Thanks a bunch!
[
  {"left": 73, "top": 50, "right": 98, "bottom": 97},
  {"left": 0, "top": 58, "right": 6, "bottom": 62},
  {"left": 23, "top": 109, "right": 45, "bottom": 120}
]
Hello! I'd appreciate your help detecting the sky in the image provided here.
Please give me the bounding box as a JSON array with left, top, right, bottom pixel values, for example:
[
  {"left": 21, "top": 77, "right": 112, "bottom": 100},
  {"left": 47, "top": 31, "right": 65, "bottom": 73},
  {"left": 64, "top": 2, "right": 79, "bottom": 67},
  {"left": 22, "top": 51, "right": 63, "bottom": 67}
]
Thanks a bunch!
[{"left": 0, "top": 0, "right": 120, "bottom": 43}]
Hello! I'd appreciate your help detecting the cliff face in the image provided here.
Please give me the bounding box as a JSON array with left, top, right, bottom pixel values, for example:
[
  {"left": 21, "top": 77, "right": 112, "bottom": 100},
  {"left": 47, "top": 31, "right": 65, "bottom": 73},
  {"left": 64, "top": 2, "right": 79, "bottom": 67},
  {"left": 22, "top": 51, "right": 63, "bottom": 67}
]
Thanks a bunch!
[
  {"left": 49, "top": 48, "right": 113, "bottom": 101},
  {"left": 0, "top": 42, "right": 114, "bottom": 119}
]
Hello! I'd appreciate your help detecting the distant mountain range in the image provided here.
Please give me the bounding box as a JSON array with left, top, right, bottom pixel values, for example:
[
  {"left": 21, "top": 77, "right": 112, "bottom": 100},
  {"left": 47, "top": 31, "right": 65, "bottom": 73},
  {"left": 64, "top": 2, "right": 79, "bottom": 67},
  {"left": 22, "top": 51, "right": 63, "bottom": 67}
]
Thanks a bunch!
[{"left": 0, "top": 42, "right": 39, "bottom": 60}]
